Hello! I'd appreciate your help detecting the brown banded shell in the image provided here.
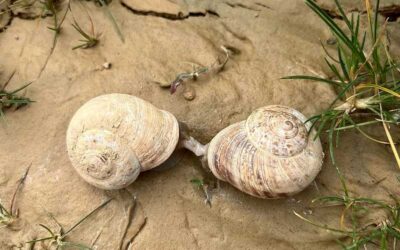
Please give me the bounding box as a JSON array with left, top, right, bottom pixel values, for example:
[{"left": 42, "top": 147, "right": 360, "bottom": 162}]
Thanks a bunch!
[
  {"left": 66, "top": 94, "right": 180, "bottom": 189},
  {"left": 207, "top": 105, "right": 323, "bottom": 198}
]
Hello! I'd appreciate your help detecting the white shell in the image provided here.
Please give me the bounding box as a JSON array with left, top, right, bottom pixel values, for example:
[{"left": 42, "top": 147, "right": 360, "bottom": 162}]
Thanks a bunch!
[
  {"left": 66, "top": 94, "right": 180, "bottom": 189},
  {"left": 207, "top": 105, "right": 323, "bottom": 198}
]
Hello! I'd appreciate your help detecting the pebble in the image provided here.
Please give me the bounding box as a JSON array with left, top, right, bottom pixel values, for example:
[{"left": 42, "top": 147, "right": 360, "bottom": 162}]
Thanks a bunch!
[
  {"left": 102, "top": 62, "right": 112, "bottom": 70},
  {"left": 183, "top": 89, "right": 196, "bottom": 101}
]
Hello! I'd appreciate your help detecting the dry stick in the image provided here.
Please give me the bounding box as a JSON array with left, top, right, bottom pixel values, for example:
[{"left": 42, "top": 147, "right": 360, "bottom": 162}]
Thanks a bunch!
[
  {"left": 169, "top": 46, "right": 230, "bottom": 94},
  {"left": 10, "top": 164, "right": 31, "bottom": 216}
]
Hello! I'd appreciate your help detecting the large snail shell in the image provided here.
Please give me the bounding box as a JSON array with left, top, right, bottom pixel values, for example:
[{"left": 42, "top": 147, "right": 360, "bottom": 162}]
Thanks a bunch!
[
  {"left": 66, "top": 94, "right": 180, "bottom": 189},
  {"left": 207, "top": 105, "right": 323, "bottom": 198}
]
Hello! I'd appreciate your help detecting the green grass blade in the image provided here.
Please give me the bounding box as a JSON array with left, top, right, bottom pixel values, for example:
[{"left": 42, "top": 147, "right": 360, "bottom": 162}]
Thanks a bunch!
[
  {"left": 62, "top": 241, "right": 92, "bottom": 250},
  {"left": 320, "top": 40, "right": 339, "bottom": 63},
  {"left": 338, "top": 49, "right": 350, "bottom": 82},
  {"left": 281, "top": 75, "right": 342, "bottom": 86},
  {"left": 328, "top": 116, "right": 348, "bottom": 196},
  {"left": 8, "top": 82, "right": 33, "bottom": 95},
  {"left": 325, "top": 58, "right": 345, "bottom": 84},
  {"left": 39, "top": 224, "right": 55, "bottom": 237},
  {"left": 334, "top": 0, "right": 352, "bottom": 32},
  {"left": 26, "top": 236, "right": 55, "bottom": 244},
  {"left": 354, "top": 14, "right": 360, "bottom": 44},
  {"left": 294, "top": 211, "right": 352, "bottom": 234},
  {"left": 63, "top": 198, "right": 112, "bottom": 236},
  {"left": 0, "top": 202, "right": 11, "bottom": 216},
  {"left": 373, "top": 0, "right": 380, "bottom": 42},
  {"left": 313, "top": 195, "right": 345, "bottom": 204},
  {"left": 98, "top": 0, "right": 124, "bottom": 43}
]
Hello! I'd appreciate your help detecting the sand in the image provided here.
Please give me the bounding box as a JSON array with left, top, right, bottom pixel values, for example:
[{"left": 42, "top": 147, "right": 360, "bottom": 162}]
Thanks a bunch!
[{"left": 0, "top": 0, "right": 399, "bottom": 249}]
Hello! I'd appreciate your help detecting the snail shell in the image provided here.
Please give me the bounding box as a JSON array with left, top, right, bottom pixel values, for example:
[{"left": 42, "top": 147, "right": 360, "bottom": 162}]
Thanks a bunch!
[
  {"left": 207, "top": 105, "right": 323, "bottom": 198},
  {"left": 66, "top": 94, "right": 180, "bottom": 189}
]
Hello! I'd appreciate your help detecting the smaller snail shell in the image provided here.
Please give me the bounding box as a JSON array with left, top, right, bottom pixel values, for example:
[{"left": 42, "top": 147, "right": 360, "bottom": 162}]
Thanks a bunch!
[
  {"left": 207, "top": 105, "right": 323, "bottom": 198},
  {"left": 66, "top": 94, "right": 180, "bottom": 189}
]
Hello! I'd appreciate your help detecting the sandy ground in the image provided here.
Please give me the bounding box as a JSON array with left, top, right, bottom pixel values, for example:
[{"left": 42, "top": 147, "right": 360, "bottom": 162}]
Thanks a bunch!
[{"left": 0, "top": 0, "right": 400, "bottom": 249}]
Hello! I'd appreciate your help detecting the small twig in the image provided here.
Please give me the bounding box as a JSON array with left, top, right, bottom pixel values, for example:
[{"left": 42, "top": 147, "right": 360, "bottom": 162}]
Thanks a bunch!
[{"left": 169, "top": 46, "right": 231, "bottom": 94}]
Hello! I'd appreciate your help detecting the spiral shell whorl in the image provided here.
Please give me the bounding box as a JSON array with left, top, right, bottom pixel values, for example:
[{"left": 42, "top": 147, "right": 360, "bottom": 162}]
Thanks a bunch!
[
  {"left": 207, "top": 105, "right": 323, "bottom": 198},
  {"left": 71, "top": 129, "right": 141, "bottom": 190},
  {"left": 246, "top": 106, "right": 308, "bottom": 157}
]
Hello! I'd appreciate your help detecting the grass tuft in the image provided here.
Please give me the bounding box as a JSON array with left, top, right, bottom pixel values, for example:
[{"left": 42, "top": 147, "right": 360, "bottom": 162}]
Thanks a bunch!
[
  {"left": 26, "top": 198, "right": 112, "bottom": 249},
  {"left": 295, "top": 194, "right": 400, "bottom": 249},
  {"left": 283, "top": 0, "right": 400, "bottom": 165},
  {"left": 284, "top": 0, "right": 400, "bottom": 248},
  {"left": 70, "top": 6, "right": 99, "bottom": 50},
  {"left": 0, "top": 72, "right": 33, "bottom": 118},
  {"left": 40, "top": 0, "right": 69, "bottom": 40}
]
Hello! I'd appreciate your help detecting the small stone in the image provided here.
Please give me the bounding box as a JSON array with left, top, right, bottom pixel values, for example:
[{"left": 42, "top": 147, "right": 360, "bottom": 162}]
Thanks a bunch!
[
  {"left": 183, "top": 90, "right": 196, "bottom": 101},
  {"left": 102, "top": 62, "right": 112, "bottom": 70}
]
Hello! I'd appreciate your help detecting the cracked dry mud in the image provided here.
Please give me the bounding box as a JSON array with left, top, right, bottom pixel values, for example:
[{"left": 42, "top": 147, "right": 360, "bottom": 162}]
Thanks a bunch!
[{"left": 0, "top": 0, "right": 400, "bottom": 249}]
